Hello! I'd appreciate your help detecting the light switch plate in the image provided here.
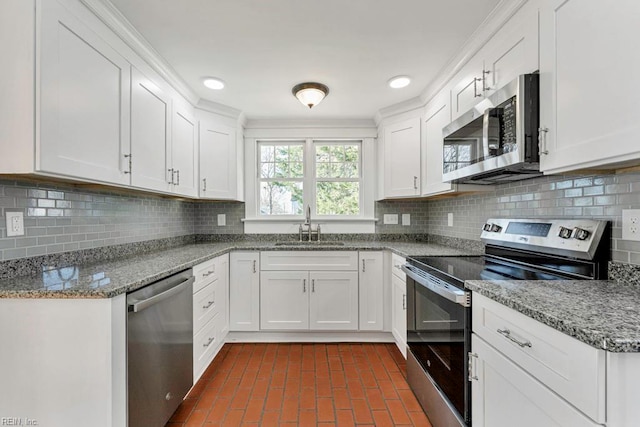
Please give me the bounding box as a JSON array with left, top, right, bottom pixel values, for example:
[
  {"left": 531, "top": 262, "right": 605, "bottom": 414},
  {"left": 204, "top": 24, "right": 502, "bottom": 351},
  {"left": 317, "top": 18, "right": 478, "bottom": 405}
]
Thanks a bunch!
[
  {"left": 402, "top": 214, "right": 411, "bottom": 226},
  {"left": 217, "top": 214, "right": 226, "bottom": 226},
  {"left": 6, "top": 211, "right": 24, "bottom": 237},
  {"left": 447, "top": 213, "right": 454, "bottom": 227},
  {"left": 383, "top": 214, "right": 399, "bottom": 225}
]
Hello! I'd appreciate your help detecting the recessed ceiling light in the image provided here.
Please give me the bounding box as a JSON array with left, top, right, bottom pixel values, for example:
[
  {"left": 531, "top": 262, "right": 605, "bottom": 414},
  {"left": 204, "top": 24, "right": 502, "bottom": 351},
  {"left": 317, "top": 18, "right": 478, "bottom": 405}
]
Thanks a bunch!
[
  {"left": 203, "top": 78, "right": 225, "bottom": 90},
  {"left": 388, "top": 76, "right": 411, "bottom": 89}
]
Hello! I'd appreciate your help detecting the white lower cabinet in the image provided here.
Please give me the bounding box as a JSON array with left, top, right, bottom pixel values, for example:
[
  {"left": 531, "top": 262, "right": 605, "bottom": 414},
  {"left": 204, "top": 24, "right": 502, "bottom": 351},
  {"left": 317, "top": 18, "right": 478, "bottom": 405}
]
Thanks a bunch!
[
  {"left": 229, "top": 252, "right": 260, "bottom": 331},
  {"left": 390, "top": 253, "right": 407, "bottom": 357},
  {"left": 471, "top": 335, "right": 600, "bottom": 427},
  {"left": 358, "top": 252, "right": 384, "bottom": 331},
  {"left": 260, "top": 270, "right": 358, "bottom": 331},
  {"left": 192, "top": 254, "right": 229, "bottom": 383}
]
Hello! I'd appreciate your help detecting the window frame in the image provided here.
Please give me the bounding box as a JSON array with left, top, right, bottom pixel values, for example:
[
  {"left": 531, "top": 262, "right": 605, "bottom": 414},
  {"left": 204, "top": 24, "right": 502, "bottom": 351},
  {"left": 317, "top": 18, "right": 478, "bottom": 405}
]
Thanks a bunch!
[{"left": 257, "top": 140, "right": 306, "bottom": 217}]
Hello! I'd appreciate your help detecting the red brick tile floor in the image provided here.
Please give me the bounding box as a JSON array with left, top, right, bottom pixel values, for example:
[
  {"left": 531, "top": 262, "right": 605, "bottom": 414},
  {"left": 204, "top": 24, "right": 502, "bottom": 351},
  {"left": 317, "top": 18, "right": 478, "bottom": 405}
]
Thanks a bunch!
[{"left": 166, "top": 343, "right": 433, "bottom": 427}]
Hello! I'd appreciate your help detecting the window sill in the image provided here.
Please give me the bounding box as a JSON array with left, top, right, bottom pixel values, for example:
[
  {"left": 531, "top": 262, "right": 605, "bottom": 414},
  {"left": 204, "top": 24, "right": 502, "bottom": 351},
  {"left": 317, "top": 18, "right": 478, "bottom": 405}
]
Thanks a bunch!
[{"left": 241, "top": 217, "right": 378, "bottom": 234}]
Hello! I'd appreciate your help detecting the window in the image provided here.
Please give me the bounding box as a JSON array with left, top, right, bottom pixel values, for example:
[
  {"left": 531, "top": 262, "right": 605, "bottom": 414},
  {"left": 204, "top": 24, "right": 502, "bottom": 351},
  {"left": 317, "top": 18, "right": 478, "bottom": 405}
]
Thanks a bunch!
[
  {"left": 258, "top": 142, "right": 304, "bottom": 215},
  {"left": 315, "top": 143, "right": 360, "bottom": 215},
  {"left": 256, "top": 140, "right": 362, "bottom": 217}
]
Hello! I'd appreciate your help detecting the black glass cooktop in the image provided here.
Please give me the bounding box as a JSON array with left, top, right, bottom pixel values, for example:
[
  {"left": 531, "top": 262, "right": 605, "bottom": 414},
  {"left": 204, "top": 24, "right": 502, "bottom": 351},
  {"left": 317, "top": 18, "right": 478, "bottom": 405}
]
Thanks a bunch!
[{"left": 408, "top": 255, "right": 573, "bottom": 289}]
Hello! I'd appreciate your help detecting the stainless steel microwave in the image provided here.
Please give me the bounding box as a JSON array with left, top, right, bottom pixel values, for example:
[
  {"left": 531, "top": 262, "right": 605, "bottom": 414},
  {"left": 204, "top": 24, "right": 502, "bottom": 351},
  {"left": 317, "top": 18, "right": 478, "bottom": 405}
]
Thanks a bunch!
[{"left": 442, "top": 73, "right": 540, "bottom": 184}]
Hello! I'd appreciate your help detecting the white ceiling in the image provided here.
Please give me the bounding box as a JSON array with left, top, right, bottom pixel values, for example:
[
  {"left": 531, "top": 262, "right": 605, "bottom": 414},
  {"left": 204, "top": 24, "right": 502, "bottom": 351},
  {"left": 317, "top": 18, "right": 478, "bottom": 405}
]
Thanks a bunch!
[{"left": 109, "top": 0, "right": 501, "bottom": 120}]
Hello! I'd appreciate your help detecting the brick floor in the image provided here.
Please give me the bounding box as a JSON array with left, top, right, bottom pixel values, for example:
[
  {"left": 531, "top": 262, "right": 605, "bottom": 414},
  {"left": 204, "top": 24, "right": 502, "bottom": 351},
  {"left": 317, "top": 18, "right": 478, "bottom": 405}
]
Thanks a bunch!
[{"left": 166, "top": 343, "right": 432, "bottom": 427}]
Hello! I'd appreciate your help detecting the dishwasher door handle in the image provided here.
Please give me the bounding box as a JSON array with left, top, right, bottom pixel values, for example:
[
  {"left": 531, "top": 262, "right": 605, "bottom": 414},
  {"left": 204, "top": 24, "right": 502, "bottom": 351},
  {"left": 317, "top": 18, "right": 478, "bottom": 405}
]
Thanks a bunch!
[{"left": 129, "top": 277, "right": 195, "bottom": 313}]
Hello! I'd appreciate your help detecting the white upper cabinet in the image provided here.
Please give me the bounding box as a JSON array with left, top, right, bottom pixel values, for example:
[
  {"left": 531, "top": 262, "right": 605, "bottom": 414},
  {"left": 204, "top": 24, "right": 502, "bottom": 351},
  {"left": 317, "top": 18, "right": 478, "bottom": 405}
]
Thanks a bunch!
[
  {"left": 451, "top": 0, "right": 539, "bottom": 120},
  {"left": 199, "top": 112, "right": 243, "bottom": 200},
  {"left": 170, "top": 101, "right": 198, "bottom": 197},
  {"left": 383, "top": 117, "right": 421, "bottom": 198},
  {"left": 539, "top": 0, "right": 640, "bottom": 174},
  {"left": 38, "top": 0, "right": 131, "bottom": 185},
  {"left": 421, "top": 89, "right": 454, "bottom": 196},
  {"left": 130, "top": 68, "right": 171, "bottom": 193}
]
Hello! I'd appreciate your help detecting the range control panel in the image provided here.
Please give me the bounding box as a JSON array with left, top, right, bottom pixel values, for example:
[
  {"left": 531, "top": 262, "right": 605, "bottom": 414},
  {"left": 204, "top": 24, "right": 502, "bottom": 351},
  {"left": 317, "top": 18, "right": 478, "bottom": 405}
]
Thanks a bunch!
[{"left": 480, "top": 218, "right": 608, "bottom": 260}]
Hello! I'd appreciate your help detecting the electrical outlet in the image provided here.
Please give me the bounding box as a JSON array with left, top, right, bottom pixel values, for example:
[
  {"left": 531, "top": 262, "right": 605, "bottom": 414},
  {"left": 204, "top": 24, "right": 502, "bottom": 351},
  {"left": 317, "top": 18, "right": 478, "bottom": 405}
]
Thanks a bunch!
[
  {"left": 6, "top": 211, "right": 24, "bottom": 237},
  {"left": 383, "top": 214, "right": 398, "bottom": 225},
  {"left": 217, "top": 214, "right": 226, "bottom": 226},
  {"left": 447, "top": 213, "right": 454, "bottom": 227},
  {"left": 402, "top": 214, "right": 411, "bottom": 226},
  {"left": 622, "top": 209, "right": 640, "bottom": 241}
]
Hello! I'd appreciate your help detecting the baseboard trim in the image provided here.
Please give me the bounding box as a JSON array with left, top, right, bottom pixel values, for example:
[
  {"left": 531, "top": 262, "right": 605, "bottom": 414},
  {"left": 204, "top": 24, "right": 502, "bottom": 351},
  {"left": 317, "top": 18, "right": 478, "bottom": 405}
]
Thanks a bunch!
[{"left": 226, "top": 331, "right": 394, "bottom": 343}]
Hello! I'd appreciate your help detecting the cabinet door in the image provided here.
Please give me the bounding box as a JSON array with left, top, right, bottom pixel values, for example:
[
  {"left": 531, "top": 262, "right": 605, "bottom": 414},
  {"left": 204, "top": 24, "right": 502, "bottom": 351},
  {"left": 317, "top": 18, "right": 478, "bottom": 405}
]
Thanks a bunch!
[
  {"left": 471, "top": 335, "right": 601, "bottom": 427},
  {"left": 216, "top": 254, "right": 230, "bottom": 337},
  {"left": 199, "top": 120, "right": 237, "bottom": 199},
  {"left": 39, "top": 0, "right": 130, "bottom": 185},
  {"left": 383, "top": 118, "right": 421, "bottom": 198},
  {"left": 260, "top": 271, "right": 309, "bottom": 330},
  {"left": 539, "top": 0, "right": 640, "bottom": 173},
  {"left": 229, "top": 252, "right": 259, "bottom": 331},
  {"left": 171, "top": 102, "right": 197, "bottom": 197},
  {"left": 450, "top": 55, "right": 484, "bottom": 120},
  {"left": 391, "top": 274, "right": 407, "bottom": 358},
  {"left": 358, "top": 252, "right": 383, "bottom": 331},
  {"left": 309, "top": 271, "right": 359, "bottom": 331},
  {"left": 482, "top": 0, "right": 538, "bottom": 98},
  {"left": 422, "top": 90, "right": 455, "bottom": 196},
  {"left": 130, "top": 68, "right": 171, "bottom": 192}
]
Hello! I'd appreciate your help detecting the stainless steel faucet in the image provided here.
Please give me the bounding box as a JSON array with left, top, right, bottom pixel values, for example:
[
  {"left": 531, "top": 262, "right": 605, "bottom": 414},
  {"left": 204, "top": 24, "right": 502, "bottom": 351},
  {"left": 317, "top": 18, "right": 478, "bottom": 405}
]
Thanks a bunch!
[{"left": 298, "top": 205, "right": 320, "bottom": 242}]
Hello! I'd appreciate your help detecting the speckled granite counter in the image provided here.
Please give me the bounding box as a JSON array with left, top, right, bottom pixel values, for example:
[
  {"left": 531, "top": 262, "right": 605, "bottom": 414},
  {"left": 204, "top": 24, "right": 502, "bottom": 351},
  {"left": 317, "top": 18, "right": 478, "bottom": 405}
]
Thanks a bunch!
[
  {"left": 0, "top": 241, "right": 473, "bottom": 299},
  {"left": 466, "top": 279, "right": 640, "bottom": 352}
]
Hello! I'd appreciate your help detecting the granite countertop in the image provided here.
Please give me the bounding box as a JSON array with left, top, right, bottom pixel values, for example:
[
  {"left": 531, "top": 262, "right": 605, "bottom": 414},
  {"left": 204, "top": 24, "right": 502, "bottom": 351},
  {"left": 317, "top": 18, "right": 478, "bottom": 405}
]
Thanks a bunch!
[
  {"left": 0, "top": 241, "right": 472, "bottom": 299},
  {"left": 466, "top": 279, "right": 640, "bottom": 352}
]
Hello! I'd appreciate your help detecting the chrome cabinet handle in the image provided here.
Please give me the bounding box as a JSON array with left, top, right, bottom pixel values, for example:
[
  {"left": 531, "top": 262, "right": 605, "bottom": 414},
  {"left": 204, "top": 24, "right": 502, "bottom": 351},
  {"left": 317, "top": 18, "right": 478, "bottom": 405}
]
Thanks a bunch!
[
  {"left": 538, "top": 127, "right": 549, "bottom": 155},
  {"left": 482, "top": 69, "right": 491, "bottom": 92},
  {"left": 468, "top": 352, "right": 479, "bottom": 381},
  {"left": 402, "top": 294, "right": 406, "bottom": 310},
  {"left": 176, "top": 170, "right": 180, "bottom": 186},
  {"left": 312, "top": 279, "right": 315, "bottom": 293},
  {"left": 124, "top": 154, "right": 132, "bottom": 174},
  {"left": 497, "top": 328, "right": 532, "bottom": 348},
  {"left": 202, "top": 269, "right": 215, "bottom": 277},
  {"left": 203, "top": 300, "right": 214, "bottom": 309},
  {"left": 413, "top": 176, "right": 418, "bottom": 190},
  {"left": 253, "top": 260, "right": 257, "bottom": 273},
  {"left": 362, "top": 259, "right": 366, "bottom": 273},
  {"left": 203, "top": 337, "right": 215, "bottom": 347},
  {"left": 203, "top": 178, "right": 207, "bottom": 192},
  {"left": 303, "top": 279, "right": 306, "bottom": 293},
  {"left": 473, "top": 77, "right": 483, "bottom": 98},
  {"left": 168, "top": 168, "right": 175, "bottom": 185}
]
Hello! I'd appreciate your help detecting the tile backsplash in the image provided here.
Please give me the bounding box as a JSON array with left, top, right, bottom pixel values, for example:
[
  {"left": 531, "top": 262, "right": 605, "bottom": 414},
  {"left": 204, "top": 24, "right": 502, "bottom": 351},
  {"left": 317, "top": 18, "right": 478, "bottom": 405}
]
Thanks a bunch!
[
  {"left": 0, "top": 179, "right": 195, "bottom": 261},
  {"left": 425, "top": 172, "right": 640, "bottom": 265}
]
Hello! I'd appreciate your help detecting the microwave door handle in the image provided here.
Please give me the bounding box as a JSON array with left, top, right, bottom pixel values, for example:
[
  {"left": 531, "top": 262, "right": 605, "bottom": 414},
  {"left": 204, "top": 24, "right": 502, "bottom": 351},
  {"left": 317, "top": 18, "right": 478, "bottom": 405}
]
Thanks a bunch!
[{"left": 482, "top": 109, "right": 491, "bottom": 159}]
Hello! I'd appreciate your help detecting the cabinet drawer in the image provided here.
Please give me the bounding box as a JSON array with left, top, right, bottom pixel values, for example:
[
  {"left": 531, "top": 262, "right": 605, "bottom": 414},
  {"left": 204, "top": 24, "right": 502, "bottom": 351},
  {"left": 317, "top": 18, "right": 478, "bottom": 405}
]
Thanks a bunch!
[
  {"left": 260, "top": 251, "right": 358, "bottom": 271},
  {"left": 193, "top": 280, "right": 219, "bottom": 333},
  {"left": 472, "top": 293, "right": 606, "bottom": 423},
  {"left": 193, "top": 258, "right": 218, "bottom": 292},
  {"left": 391, "top": 253, "right": 406, "bottom": 281},
  {"left": 194, "top": 315, "right": 221, "bottom": 376}
]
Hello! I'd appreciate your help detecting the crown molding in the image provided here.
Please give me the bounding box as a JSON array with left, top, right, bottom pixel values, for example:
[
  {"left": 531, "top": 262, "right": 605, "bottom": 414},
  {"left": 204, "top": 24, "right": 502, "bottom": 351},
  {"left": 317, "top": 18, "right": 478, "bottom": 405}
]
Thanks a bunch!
[
  {"left": 80, "top": 0, "right": 200, "bottom": 105},
  {"left": 196, "top": 99, "right": 243, "bottom": 120},
  {"left": 375, "top": 96, "right": 425, "bottom": 125},
  {"left": 244, "top": 118, "right": 376, "bottom": 130}
]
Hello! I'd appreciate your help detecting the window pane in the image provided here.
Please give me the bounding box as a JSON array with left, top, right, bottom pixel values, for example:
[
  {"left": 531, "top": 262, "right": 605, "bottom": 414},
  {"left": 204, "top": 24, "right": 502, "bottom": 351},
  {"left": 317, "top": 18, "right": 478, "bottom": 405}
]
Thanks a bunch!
[
  {"left": 260, "top": 163, "right": 274, "bottom": 178},
  {"left": 344, "top": 162, "right": 359, "bottom": 178},
  {"left": 260, "top": 181, "right": 303, "bottom": 215},
  {"left": 316, "top": 163, "right": 331, "bottom": 178},
  {"left": 316, "top": 182, "right": 360, "bottom": 215},
  {"left": 315, "top": 143, "right": 360, "bottom": 179},
  {"left": 290, "top": 145, "right": 304, "bottom": 162},
  {"left": 260, "top": 145, "right": 274, "bottom": 162}
]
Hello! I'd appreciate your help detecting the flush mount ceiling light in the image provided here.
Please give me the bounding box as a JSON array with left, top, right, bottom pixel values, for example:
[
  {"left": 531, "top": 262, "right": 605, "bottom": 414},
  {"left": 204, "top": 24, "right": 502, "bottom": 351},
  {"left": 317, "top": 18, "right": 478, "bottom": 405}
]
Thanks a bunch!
[
  {"left": 203, "top": 77, "right": 225, "bottom": 90},
  {"left": 292, "top": 82, "right": 329, "bottom": 109},
  {"left": 388, "top": 75, "right": 411, "bottom": 89}
]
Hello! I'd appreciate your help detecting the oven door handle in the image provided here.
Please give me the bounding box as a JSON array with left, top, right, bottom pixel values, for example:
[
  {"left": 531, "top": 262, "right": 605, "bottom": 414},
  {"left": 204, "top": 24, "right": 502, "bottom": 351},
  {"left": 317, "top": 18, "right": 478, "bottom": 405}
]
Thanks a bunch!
[{"left": 401, "top": 264, "right": 470, "bottom": 307}]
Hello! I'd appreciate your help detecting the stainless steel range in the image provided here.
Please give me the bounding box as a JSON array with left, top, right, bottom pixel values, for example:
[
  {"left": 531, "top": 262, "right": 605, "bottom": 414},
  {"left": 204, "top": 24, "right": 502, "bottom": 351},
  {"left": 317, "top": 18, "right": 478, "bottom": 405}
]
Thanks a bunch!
[{"left": 401, "top": 218, "right": 610, "bottom": 427}]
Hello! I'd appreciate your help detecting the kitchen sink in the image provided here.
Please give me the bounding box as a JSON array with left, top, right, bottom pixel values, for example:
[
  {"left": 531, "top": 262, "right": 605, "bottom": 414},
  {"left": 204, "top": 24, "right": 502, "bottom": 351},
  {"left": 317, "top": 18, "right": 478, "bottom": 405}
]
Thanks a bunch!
[{"left": 274, "top": 241, "right": 345, "bottom": 246}]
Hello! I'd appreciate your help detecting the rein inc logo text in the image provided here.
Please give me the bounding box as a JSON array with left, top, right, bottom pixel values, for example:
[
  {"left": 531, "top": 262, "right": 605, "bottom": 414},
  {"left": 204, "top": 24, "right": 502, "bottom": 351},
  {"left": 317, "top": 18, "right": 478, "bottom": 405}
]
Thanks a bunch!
[{"left": 1, "top": 418, "right": 38, "bottom": 426}]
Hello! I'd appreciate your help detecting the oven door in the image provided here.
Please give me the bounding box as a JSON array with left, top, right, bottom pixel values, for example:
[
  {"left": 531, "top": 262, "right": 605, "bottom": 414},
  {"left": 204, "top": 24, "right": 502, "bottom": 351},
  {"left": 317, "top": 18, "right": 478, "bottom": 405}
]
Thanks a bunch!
[{"left": 403, "top": 265, "right": 470, "bottom": 425}]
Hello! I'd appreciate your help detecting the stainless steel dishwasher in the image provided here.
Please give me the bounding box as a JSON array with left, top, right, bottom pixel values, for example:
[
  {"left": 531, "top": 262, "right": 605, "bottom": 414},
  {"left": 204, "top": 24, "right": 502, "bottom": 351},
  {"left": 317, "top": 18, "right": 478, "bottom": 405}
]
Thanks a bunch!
[{"left": 127, "top": 269, "right": 194, "bottom": 427}]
